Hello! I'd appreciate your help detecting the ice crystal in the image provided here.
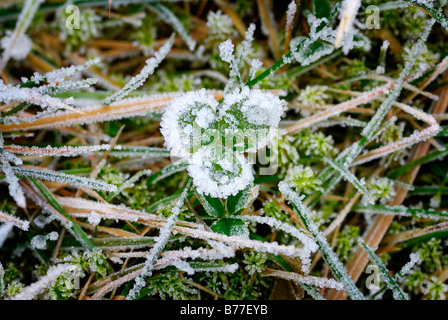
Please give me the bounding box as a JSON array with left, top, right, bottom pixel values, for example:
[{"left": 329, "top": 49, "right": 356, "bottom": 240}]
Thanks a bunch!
[
  {"left": 30, "top": 232, "right": 58, "bottom": 250},
  {"left": 206, "top": 10, "right": 235, "bottom": 39},
  {"left": 0, "top": 31, "right": 32, "bottom": 61}
]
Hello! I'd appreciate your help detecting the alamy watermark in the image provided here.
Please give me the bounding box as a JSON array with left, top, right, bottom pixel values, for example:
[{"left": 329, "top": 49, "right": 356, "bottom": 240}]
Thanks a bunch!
[
  {"left": 365, "top": 5, "right": 381, "bottom": 30},
  {"left": 64, "top": 4, "right": 381, "bottom": 30},
  {"left": 365, "top": 264, "right": 381, "bottom": 290},
  {"left": 65, "top": 5, "right": 80, "bottom": 30}
]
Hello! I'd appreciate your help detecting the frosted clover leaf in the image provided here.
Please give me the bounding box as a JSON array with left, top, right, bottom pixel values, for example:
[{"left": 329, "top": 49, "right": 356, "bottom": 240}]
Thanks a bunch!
[
  {"left": 221, "top": 87, "right": 285, "bottom": 152},
  {"left": 161, "top": 88, "right": 285, "bottom": 198},
  {"left": 160, "top": 89, "right": 219, "bottom": 158},
  {"left": 188, "top": 145, "right": 253, "bottom": 198}
]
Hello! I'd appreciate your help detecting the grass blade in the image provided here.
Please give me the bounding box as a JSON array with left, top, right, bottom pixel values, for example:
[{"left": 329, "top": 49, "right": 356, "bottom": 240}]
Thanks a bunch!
[
  {"left": 6, "top": 166, "right": 117, "bottom": 192},
  {"left": 279, "top": 181, "right": 365, "bottom": 300},
  {"left": 323, "top": 157, "right": 374, "bottom": 204},
  {"left": 127, "top": 178, "right": 192, "bottom": 300},
  {"left": 148, "top": 3, "right": 196, "bottom": 51},
  {"left": 358, "top": 238, "right": 409, "bottom": 300},
  {"left": 355, "top": 204, "right": 448, "bottom": 220},
  {"left": 28, "top": 177, "right": 95, "bottom": 251}
]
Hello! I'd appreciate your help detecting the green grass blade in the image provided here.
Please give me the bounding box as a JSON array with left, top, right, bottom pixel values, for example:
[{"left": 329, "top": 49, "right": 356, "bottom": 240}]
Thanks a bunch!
[
  {"left": 410, "top": 187, "right": 448, "bottom": 195},
  {"left": 146, "top": 160, "right": 188, "bottom": 185},
  {"left": 323, "top": 157, "right": 374, "bottom": 204},
  {"left": 28, "top": 177, "right": 95, "bottom": 251},
  {"left": 387, "top": 146, "right": 448, "bottom": 179},
  {"left": 61, "top": 236, "right": 155, "bottom": 249},
  {"left": 127, "top": 178, "right": 192, "bottom": 299},
  {"left": 358, "top": 238, "right": 409, "bottom": 300},
  {"left": 355, "top": 204, "right": 448, "bottom": 220},
  {"left": 106, "top": 169, "right": 152, "bottom": 202},
  {"left": 0, "top": 261, "right": 4, "bottom": 297},
  {"left": 108, "top": 146, "right": 170, "bottom": 159},
  {"left": 245, "top": 2, "right": 340, "bottom": 87},
  {"left": 8, "top": 166, "right": 117, "bottom": 192},
  {"left": 148, "top": 3, "right": 195, "bottom": 51},
  {"left": 279, "top": 181, "right": 365, "bottom": 300},
  {"left": 406, "top": 0, "right": 448, "bottom": 31}
]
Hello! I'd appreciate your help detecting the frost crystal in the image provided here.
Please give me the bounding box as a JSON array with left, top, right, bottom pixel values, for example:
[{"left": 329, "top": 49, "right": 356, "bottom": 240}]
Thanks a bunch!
[
  {"left": 206, "top": 10, "right": 234, "bottom": 38},
  {"left": 0, "top": 31, "right": 32, "bottom": 61},
  {"left": 31, "top": 232, "right": 58, "bottom": 249},
  {"left": 219, "top": 39, "right": 235, "bottom": 64},
  {"left": 88, "top": 211, "right": 102, "bottom": 226},
  {"left": 286, "top": 0, "right": 297, "bottom": 33}
]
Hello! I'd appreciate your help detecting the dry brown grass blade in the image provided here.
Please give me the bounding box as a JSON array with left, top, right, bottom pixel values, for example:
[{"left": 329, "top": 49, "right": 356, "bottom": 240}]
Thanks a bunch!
[
  {"left": 382, "top": 221, "right": 448, "bottom": 246},
  {"left": 326, "top": 70, "right": 448, "bottom": 300},
  {"left": 0, "top": 209, "right": 29, "bottom": 230},
  {"left": 3, "top": 144, "right": 113, "bottom": 157},
  {"left": 26, "top": 53, "right": 55, "bottom": 73},
  {"left": 215, "top": 0, "right": 247, "bottom": 37},
  {"left": 77, "top": 221, "right": 140, "bottom": 238},
  {"left": 372, "top": 29, "right": 403, "bottom": 54},
  {"left": 285, "top": 81, "right": 399, "bottom": 135},
  {"left": 0, "top": 92, "right": 189, "bottom": 132},
  {"left": 261, "top": 268, "right": 345, "bottom": 291},
  {"left": 256, "top": 0, "right": 282, "bottom": 61},
  {"left": 1, "top": 89, "right": 284, "bottom": 132}
]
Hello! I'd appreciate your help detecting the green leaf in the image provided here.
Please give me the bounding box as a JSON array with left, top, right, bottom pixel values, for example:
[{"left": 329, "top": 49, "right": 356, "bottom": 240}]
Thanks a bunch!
[
  {"left": 225, "top": 185, "right": 258, "bottom": 215},
  {"left": 313, "top": 0, "right": 331, "bottom": 19},
  {"left": 211, "top": 218, "right": 248, "bottom": 237},
  {"left": 291, "top": 38, "right": 335, "bottom": 66},
  {"left": 196, "top": 192, "right": 225, "bottom": 218}
]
